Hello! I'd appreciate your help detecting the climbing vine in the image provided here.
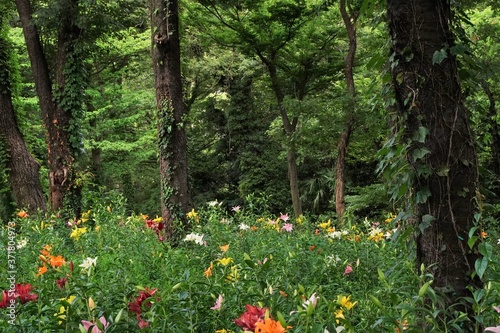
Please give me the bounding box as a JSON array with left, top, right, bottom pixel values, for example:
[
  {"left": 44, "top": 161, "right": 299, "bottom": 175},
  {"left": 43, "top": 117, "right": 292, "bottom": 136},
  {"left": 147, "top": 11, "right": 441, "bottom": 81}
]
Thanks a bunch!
[{"left": 55, "top": 45, "right": 87, "bottom": 155}]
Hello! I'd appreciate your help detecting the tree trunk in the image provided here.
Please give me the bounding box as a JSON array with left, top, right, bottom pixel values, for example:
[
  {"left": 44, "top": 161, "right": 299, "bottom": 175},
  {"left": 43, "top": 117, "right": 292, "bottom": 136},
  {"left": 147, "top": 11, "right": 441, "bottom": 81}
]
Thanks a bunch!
[
  {"left": 150, "top": 0, "right": 191, "bottom": 237},
  {"left": 335, "top": 122, "right": 352, "bottom": 220},
  {"left": 336, "top": 0, "right": 358, "bottom": 220},
  {"left": 260, "top": 55, "right": 303, "bottom": 217},
  {"left": 286, "top": 141, "right": 302, "bottom": 217},
  {"left": 387, "top": 0, "right": 480, "bottom": 303},
  {"left": 53, "top": 0, "right": 84, "bottom": 217},
  {"left": 0, "top": 21, "right": 46, "bottom": 213},
  {"left": 15, "top": 0, "right": 78, "bottom": 213}
]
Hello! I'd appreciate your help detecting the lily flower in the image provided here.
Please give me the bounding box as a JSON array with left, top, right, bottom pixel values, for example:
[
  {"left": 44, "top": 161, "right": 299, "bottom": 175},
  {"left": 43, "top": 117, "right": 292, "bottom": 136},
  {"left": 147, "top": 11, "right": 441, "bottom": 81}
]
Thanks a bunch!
[
  {"left": 80, "top": 257, "right": 98, "bottom": 271},
  {"left": 254, "top": 318, "right": 287, "bottom": 333},
  {"left": 233, "top": 304, "right": 267, "bottom": 331},
  {"left": 279, "top": 213, "right": 290, "bottom": 222},
  {"left": 81, "top": 316, "right": 109, "bottom": 333},
  {"left": 210, "top": 294, "right": 223, "bottom": 311},
  {"left": 302, "top": 292, "right": 319, "bottom": 309}
]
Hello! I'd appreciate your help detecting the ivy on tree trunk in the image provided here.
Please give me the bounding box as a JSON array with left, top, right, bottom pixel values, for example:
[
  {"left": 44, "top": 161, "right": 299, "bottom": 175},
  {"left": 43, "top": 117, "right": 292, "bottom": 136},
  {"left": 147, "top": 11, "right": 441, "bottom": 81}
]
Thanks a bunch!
[
  {"left": 336, "top": 0, "right": 359, "bottom": 221},
  {"left": 387, "top": 0, "right": 481, "bottom": 309},
  {"left": 16, "top": 0, "right": 83, "bottom": 216},
  {"left": 150, "top": 0, "right": 191, "bottom": 238}
]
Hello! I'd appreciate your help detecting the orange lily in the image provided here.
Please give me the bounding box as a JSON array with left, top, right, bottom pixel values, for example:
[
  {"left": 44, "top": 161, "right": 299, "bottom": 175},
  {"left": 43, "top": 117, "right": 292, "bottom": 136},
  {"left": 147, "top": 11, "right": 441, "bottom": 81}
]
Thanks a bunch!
[
  {"left": 254, "top": 318, "right": 287, "bottom": 333},
  {"left": 37, "top": 265, "right": 48, "bottom": 277},
  {"left": 49, "top": 255, "right": 66, "bottom": 268}
]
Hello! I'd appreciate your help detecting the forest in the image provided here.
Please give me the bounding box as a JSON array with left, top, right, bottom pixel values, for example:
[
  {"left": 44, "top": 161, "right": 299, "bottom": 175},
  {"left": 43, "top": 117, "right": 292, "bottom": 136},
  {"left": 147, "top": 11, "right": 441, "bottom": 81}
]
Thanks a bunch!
[{"left": 1, "top": 0, "right": 500, "bottom": 332}]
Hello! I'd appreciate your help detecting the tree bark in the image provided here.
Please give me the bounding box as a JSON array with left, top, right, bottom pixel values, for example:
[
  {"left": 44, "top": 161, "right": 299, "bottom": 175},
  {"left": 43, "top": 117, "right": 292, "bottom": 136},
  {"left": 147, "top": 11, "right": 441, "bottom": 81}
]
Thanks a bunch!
[
  {"left": 150, "top": 0, "right": 191, "bottom": 237},
  {"left": 260, "top": 54, "right": 303, "bottom": 217},
  {"left": 387, "top": 0, "right": 480, "bottom": 302},
  {"left": 336, "top": 0, "right": 358, "bottom": 220},
  {"left": 53, "top": 0, "right": 84, "bottom": 217},
  {"left": 15, "top": 0, "right": 78, "bottom": 212},
  {"left": 0, "top": 21, "right": 46, "bottom": 213},
  {"left": 335, "top": 121, "right": 352, "bottom": 220}
]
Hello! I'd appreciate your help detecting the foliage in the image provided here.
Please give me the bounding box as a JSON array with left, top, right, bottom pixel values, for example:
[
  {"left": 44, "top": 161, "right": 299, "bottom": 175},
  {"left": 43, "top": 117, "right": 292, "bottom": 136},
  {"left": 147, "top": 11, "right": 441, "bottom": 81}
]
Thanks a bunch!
[
  {"left": 4, "top": 0, "right": 410, "bottom": 219},
  {"left": 1, "top": 197, "right": 499, "bottom": 332},
  {"left": 2, "top": 4, "right": 500, "bottom": 331}
]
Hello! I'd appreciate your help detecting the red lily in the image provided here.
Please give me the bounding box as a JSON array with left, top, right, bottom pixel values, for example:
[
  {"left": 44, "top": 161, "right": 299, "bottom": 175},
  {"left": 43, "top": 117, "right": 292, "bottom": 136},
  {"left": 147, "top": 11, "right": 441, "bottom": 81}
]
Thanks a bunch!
[
  {"left": 0, "top": 290, "right": 15, "bottom": 308},
  {"left": 15, "top": 284, "right": 38, "bottom": 304},
  {"left": 0, "top": 284, "right": 38, "bottom": 308},
  {"left": 128, "top": 287, "right": 159, "bottom": 329},
  {"left": 56, "top": 277, "right": 68, "bottom": 289},
  {"left": 233, "top": 304, "right": 268, "bottom": 331}
]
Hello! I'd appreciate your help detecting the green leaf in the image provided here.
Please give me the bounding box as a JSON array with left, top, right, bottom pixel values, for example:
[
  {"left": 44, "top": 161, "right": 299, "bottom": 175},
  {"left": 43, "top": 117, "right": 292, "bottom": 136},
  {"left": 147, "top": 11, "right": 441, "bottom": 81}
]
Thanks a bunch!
[
  {"left": 416, "top": 188, "right": 431, "bottom": 204},
  {"left": 396, "top": 72, "right": 404, "bottom": 85},
  {"left": 473, "top": 288, "right": 485, "bottom": 303},
  {"left": 475, "top": 257, "right": 488, "bottom": 279},
  {"left": 436, "top": 165, "right": 449, "bottom": 177},
  {"left": 432, "top": 49, "right": 447, "bottom": 64},
  {"left": 377, "top": 268, "right": 386, "bottom": 281},
  {"left": 277, "top": 311, "right": 287, "bottom": 329},
  {"left": 114, "top": 309, "right": 124, "bottom": 323},
  {"left": 468, "top": 226, "right": 478, "bottom": 238},
  {"left": 369, "top": 295, "right": 385, "bottom": 310},
  {"left": 478, "top": 242, "right": 493, "bottom": 260},
  {"left": 418, "top": 214, "right": 435, "bottom": 233},
  {"left": 467, "top": 236, "right": 478, "bottom": 250},
  {"left": 426, "top": 285, "right": 437, "bottom": 303},
  {"left": 245, "top": 259, "right": 256, "bottom": 269},
  {"left": 412, "top": 126, "right": 429, "bottom": 143},
  {"left": 418, "top": 280, "right": 433, "bottom": 297},
  {"left": 413, "top": 147, "right": 430, "bottom": 161},
  {"left": 171, "top": 282, "right": 183, "bottom": 291}
]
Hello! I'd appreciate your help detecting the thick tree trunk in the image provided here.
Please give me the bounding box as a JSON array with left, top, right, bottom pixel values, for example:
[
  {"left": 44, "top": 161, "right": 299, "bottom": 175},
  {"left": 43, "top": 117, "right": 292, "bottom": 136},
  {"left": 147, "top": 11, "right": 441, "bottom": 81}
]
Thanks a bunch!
[
  {"left": 52, "top": 0, "right": 83, "bottom": 217},
  {"left": 387, "top": 0, "right": 480, "bottom": 302},
  {"left": 0, "top": 25, "right": 46, "bottom": 213},
  {"left": 150, "top": 0, "right": 191, "bottom": 237},
  {"left": 336, "top": 0, "right": 358, "bottom": 220},
  {"left": 15, "top": 0, "right": 77, "bottom": 212}
]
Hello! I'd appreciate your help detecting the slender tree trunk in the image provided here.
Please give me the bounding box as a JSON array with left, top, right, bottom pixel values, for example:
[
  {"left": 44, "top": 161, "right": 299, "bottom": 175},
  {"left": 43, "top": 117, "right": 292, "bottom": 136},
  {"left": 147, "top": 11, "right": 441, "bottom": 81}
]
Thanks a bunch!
[
  {"left": 150, "top": 0, "right": 191, "bottom": 237},
  {"left": 283, "top": 120, "right": 302, "bottom": 217},
  {"left": 0, "top": 21, "right": 46, "bottom": 213},
  {"left": 15, "top": 0, "right": 78, "bottom": 213},
  {"left": 286, "top": 141, "right": 301, "bottom": 217},
  {"left": 335, "top": 122, "right": 352, "bottom": 220},
  {"left": 336, "top": 0, "right": 358, "bottom": 220},
  {"left": 260, "top": 55, "right": 302, "bottom": 217},
  {"left": 387, "top": 0, "right": 480, "bottom": 305}
]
